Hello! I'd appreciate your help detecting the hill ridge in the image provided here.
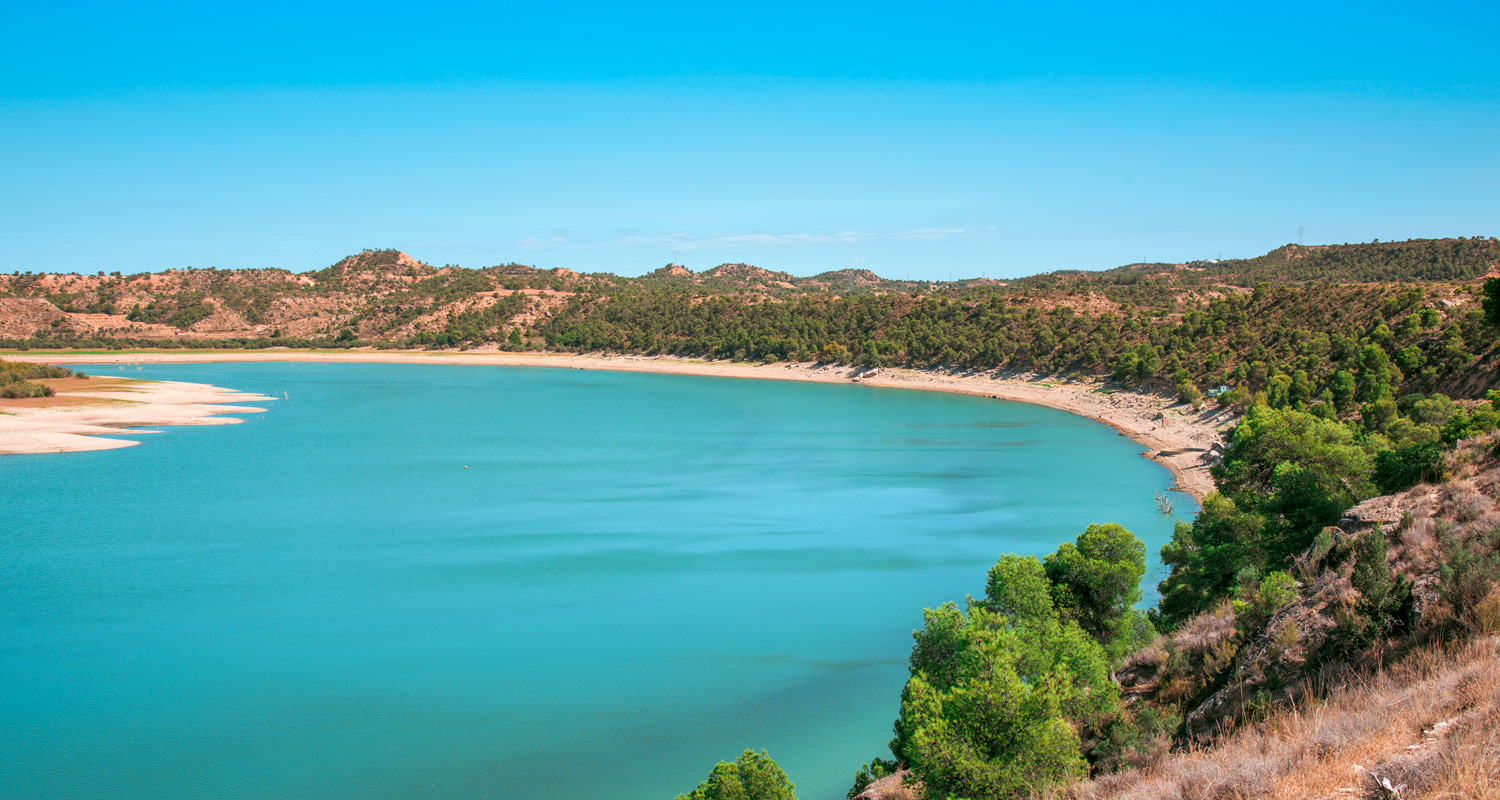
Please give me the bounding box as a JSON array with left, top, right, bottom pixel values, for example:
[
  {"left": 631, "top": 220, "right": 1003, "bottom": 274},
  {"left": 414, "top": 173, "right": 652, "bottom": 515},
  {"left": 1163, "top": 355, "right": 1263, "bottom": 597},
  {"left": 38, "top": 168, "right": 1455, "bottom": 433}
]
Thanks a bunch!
[{"left": 3, "top": 237, "right": 1498, "bottom": 410}]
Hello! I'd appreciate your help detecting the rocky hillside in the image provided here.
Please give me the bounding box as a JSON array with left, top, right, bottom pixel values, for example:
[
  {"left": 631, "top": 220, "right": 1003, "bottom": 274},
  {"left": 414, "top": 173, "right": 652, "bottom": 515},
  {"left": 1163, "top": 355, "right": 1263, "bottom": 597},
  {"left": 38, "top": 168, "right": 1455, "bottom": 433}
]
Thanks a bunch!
[
  {"left": 1087, "top": 433, "right": 1497, "bottom": 799},
  {"left": 0, "top": 249, "right": 580, "bottom": 342},
  {"left": 3, "top": 238, "right": 1492, "bottom": 348},
  {"left": 1116, "top": 430, "right": 1500, "bottom": 723},
  {"left": 0, "top": 248, "right": 930, "bottom": 344},
  {"left": 857, "top": 431, "right": 1500, "bottom": 800},
  {"left": 1075, "top": 634, "right": 1500, "bottom": 799}
]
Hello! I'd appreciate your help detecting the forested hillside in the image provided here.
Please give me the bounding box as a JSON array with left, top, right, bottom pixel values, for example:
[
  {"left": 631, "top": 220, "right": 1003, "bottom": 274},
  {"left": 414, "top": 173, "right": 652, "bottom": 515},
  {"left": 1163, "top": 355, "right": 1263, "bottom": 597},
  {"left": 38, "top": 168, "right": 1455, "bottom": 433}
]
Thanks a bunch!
[
  {"left": 4, "top": 239, "right": 1499, "bottom": 408},
  {"left": 1018, "top": 237, "right": 1500, "bottom": 288}
]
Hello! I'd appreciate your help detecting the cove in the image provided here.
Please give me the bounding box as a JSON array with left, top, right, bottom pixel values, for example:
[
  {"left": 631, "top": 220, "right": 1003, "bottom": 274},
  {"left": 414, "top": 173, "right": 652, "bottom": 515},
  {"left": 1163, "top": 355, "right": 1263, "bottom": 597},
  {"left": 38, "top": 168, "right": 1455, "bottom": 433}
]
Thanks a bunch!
[{"left": 0, "top": 362, "right": 1193, "bottom": 800}]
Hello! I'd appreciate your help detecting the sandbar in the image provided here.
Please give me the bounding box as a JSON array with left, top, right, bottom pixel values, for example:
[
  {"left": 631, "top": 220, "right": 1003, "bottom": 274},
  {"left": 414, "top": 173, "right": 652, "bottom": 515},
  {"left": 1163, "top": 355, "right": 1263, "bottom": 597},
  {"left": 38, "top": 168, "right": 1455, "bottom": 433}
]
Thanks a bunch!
[{"left": 0, "top": 375, "right": 273, "bottom": 455}]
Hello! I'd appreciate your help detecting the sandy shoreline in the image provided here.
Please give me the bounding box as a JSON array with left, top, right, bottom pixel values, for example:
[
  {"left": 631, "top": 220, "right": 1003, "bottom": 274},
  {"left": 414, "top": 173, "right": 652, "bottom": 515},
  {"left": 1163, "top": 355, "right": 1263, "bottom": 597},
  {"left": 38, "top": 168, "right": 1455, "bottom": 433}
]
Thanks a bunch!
[
  {"left": 3, "top": 350, "right": 1233, "bottom": 499},
  {"left": 0, "top": 377, "right": 274, "bottom": 456}
]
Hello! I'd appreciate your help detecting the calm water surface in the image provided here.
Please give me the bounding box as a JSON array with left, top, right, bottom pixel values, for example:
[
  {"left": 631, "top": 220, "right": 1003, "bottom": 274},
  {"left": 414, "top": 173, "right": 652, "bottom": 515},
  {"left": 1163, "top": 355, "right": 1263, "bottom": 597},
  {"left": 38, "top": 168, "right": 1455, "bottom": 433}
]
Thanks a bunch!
[{"left": 1, "top": 363, "right": 1193, "bottom": 800}]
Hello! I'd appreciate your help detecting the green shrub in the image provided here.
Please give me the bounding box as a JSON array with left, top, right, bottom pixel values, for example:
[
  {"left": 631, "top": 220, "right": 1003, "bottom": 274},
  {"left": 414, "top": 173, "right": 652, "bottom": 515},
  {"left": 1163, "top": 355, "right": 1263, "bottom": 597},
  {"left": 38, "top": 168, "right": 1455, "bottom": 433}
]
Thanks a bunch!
[
  {"left": 0, "top": 381, "right": 52, "bottom": 399},
  {"left": 891, "top": 554, "right": 1119, "bottom": 800},
  {"left": 1373, "top": 443, "right": 1445, "bottom": 494},
  {"left": 0, "top": 361, "right": 64, "bottom": 398},
  {"left": 1351, "top": 527, "right": 1409, "bottom": 626},
  {"left": 1439, "top": 525, "right": 1500, "bottom": 631},
  {"left": 846, "top": 758, "right": 897, "bottom": 800},
  {"left": 1157, "top": 493, "right": 1266, "bottom": 629},
  {"left": 1233, "top": 571, "right": 1298, "bottom": 638},
  {"left": 1044, "top": 523, "right": 1148, "bottom": 656},
  {"left": 675, "top": 750, "right": 797, "bottom": 800},
  {"left": 1332, "top": 527, "right": 1414, "bottom": 652},
  {"left": 1085, "top": 704, "right": 1181, "bottom": 773}
]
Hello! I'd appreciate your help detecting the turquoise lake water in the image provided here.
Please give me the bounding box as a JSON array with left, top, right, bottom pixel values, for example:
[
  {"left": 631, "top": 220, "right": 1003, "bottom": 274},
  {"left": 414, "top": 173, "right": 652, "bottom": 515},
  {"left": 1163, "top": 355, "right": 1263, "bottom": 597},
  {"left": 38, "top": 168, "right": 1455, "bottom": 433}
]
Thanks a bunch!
[{"left": 1, "top": 363, "right": 1193, "bottom": 800}]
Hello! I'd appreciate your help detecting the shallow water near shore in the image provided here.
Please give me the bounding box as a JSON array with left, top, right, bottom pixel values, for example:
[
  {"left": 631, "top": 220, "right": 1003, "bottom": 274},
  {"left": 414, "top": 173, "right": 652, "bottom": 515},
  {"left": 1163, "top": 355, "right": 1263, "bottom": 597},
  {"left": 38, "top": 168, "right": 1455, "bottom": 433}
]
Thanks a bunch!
[{"left": 1, "top": 362, "right": 1193, "bottom": 800}]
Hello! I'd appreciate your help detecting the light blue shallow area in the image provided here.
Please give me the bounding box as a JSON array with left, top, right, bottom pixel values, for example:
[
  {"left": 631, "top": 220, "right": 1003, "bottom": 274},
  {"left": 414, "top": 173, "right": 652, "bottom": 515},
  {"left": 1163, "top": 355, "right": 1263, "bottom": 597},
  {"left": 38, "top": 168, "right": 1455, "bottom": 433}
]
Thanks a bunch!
[{"left": 0, "top": 363, "right": 1194, "bottom": 800}]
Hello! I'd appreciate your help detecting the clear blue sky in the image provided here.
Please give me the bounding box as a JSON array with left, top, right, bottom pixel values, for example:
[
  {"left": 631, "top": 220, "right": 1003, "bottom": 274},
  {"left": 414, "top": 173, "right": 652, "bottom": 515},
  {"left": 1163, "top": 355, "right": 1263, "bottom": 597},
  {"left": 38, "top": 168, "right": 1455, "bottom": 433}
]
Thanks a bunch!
[{"left": 3, "top": 1, "right": 1497, "bottom": 279}]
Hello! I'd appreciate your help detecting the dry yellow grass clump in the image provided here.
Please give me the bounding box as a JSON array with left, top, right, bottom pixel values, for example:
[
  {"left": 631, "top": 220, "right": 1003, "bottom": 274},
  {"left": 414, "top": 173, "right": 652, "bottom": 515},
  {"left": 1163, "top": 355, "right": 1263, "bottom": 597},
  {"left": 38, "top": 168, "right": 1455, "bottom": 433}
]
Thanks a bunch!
[{"left": 1066, "top": 635, "right": 1500, "bottom": 800}]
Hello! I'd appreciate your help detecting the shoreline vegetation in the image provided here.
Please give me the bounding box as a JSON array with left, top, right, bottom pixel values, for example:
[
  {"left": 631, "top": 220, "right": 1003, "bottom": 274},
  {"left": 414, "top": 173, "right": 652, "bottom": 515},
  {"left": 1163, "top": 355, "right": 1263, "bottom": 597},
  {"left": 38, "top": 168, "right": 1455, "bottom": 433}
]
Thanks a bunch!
[
  {"left": 0, "top": 359, "right": 76, "bottom": 398},
  {"left": 0, "top": 350, "right": 1228, "bottom": 499}
]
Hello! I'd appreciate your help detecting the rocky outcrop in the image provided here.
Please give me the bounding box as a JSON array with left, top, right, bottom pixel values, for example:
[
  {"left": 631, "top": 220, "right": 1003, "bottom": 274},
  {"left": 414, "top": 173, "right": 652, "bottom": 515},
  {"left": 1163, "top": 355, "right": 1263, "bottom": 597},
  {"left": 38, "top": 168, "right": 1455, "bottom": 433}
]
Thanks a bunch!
[
  {"left": 1175, "top": 433, "right": 1500, "bottom": 743},
  {"left": 1180, "top": 564, "right": 1347, "bottom": 743},
  {"left": 853, "top": 769, "right": 919, "bottom": 800}
]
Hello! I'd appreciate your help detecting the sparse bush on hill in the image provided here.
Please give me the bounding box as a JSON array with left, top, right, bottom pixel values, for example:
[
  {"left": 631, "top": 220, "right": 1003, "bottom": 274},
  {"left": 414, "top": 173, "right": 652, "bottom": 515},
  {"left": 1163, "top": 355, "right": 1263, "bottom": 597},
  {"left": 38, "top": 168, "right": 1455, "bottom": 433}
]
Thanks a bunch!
[
  {"left": 1070, "top": 635, "right": 1500, "bottom": 800},
  {"left": 0, "top": 334, "right": 363, "bottom": 351},
  {"left": 1438, "top": 524, "right": 1500, "bottom": 634},
  {"left": 6, "top": 238, "right": 1500, "bottom": 411},
  {"left": 1154, "top": 399, "right": 1498, "bottom": 632},
  {"left": 1129, "top": 433, "right": 1500, "bottom": 754}
]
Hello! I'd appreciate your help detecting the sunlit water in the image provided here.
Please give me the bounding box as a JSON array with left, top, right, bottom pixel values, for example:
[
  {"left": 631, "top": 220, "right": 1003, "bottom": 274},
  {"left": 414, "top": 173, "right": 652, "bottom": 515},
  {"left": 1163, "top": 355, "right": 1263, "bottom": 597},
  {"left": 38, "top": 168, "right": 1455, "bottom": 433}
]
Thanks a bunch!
[{"left": 1, "top": 363, "right": 1193, "bottom": 799}]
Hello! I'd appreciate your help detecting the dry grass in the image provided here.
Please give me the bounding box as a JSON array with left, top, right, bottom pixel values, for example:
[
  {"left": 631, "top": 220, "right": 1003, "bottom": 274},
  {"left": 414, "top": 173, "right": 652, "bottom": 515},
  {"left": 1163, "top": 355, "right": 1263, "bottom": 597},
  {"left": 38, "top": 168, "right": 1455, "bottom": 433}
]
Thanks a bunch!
[
  {"left": 1442, "top": 482, "right": 1492, "bottom": 524},
  {"left": 1174, "top": 603, "right": 1239, "bottom": 654},
  {"left": 40, "top": 376, "right": 147, "bottom": 392},
  {"left": 0, "top": 375, "right": 152, "bottom": 409},
  {"left": 1067, "top": 636, "right": 1500, "bottom": 800},
  {"left": 1073, "top": 434, "right": 1500, "bottom": 799},
  {"left": 0, "top": 394, "right": 116, "bottom": 409},
  {"left": 1399, "top": 517, "right": 1439, "bottom": 560},
  {"left": 1127, "top": 602, "right": 1240, "bottom": 708}
]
